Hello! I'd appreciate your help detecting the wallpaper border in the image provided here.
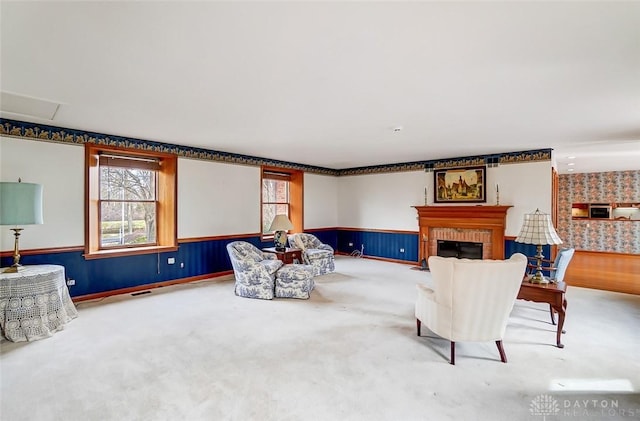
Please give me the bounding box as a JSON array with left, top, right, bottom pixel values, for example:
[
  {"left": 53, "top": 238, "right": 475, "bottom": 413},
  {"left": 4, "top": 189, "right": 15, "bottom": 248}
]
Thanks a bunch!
[{"left": 1, "top": 118, "right": 551, "bottom": 176}]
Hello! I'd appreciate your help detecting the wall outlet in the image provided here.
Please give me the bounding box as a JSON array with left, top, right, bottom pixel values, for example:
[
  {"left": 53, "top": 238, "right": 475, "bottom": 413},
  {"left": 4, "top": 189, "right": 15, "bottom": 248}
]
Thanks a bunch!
[
  {"left": 168, "top": 257, "right": 175, "bottom": 264},
  {"left": 400, "top": 248, "right": 405, "bottom": 253},
  {"left": 348, "top": 242, "right": 353, "bottom": 247},
  {"left": 180, "top": 262, "right": 184, "bottom": 268},
  {"left": 67, "top": 279, "right": 75, "bottom": 286}
]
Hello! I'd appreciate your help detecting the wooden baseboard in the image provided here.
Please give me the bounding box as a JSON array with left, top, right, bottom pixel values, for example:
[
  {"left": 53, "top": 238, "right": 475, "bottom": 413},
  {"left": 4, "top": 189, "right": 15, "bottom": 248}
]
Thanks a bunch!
[
  {"left": 335, "top": 251, "right": 417, "bottom": 266},
  {"left": 72, "top": 270, "right": 234, "bottom": 302},
  {"left": 565, "top": 251, "right": 640, "bottom": 295}
]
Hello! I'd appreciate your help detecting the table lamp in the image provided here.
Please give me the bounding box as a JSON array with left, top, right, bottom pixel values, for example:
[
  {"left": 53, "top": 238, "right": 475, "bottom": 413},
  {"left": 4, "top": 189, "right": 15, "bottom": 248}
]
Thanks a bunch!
[
  {"left": 515, "top": 208, "right": 562, "bottom": 284},
  {"left": 268, "top": 214, "right": 293, "bottom": 252},
  {"left": 0, "top": 179, "right": 43, "bottom": 273}
]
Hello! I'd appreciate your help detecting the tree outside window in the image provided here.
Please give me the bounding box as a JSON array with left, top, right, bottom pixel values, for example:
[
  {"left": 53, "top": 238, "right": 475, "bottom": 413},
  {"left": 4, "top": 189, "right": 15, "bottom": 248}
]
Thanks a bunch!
[
  {"left": 262, "top": 178, "right": 289, "bottom": 235},
  {"left": 99, "top": 163, "right": 157, "bottom": 247}
]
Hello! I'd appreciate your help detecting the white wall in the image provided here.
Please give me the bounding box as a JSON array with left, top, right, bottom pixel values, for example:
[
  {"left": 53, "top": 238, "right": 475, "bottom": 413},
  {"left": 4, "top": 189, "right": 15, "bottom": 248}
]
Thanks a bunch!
[
  {"left": 0, "top": 136, "right": 84, "bottom": 249},
  {"left": 177, "top": 158, "right": 260, "bottom": 238},
  {"left": 337, "top": 171, "right": 427, "bottom": 231},
  {"left": 0, "top": 137, "right": 342, "bottom": 252},
  {"left": 304, "top": 173, "right": 338, "bottom": 229},
  {"left": 336, "top": 161, "right": 553, "bottom": 236},
  {"left": 492, "top": 161, "right": 552, "bottom": 236},
  {"left": 1, "top": 135, "right": 552, "bottom": 251},
  {"left": 177, "top": 161, "right": 342, "bottom": 237}
]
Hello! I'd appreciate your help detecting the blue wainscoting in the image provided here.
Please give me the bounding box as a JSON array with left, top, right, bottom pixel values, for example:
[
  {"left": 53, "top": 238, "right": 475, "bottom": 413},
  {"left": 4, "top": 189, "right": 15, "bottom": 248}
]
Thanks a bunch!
[
  {"left": 2, "top": 235, "right": 263, "bottom": 298},
  {"left": 505, "top": 239, "right": 550, "bottom": 260},
  {"left": 304, "top": 229, "right": 339, "bottom": 251},
  {"left": 505, "top": 238, "right": 552, "bottom": 276},
  {"left": 337, "top": 229, "right": 418, "bottom": 262},
  {"left": 335, "top": 231, "right": 544, "bottom": 264},
  {"left": 3, "top": 231, "right": 537, "bottom": 299}
]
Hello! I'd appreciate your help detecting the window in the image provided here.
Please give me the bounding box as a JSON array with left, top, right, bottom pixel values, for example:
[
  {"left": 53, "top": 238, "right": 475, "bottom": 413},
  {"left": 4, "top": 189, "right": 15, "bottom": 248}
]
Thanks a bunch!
[
  {"left": 261, "top": 166, "right": 303, "bottom": 240},
  {"left": 85, "top": 144, "right": 177, "bottom": 259},
  {"left": 262, "top": 171, "right": 290, "bottom": 235},
  {"left": 99, "top": 155, "right": 158, "bottom": 248}
]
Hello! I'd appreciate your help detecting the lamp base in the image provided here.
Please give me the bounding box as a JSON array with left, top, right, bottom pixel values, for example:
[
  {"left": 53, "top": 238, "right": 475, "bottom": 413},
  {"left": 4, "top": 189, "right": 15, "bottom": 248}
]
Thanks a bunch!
[
  {"left": 273, "top": 230, "right": 288, "bottom": 252},
  {"left": 3, "top": 228, "right": 25, "bottom": 273},
  {"left": 528, "top": 244, "right": 549, "bottom": 284},
  {"left": 529, "top": 273, "right": 549, "bottom": 284},
  {"left": 2, "top": 264, "right": 25, "bottom": 273}
]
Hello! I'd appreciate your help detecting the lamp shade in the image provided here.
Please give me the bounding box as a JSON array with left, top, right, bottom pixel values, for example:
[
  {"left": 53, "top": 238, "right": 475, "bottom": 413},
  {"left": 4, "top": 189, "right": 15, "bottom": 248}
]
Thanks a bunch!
[
  {"left": 268, "top": 214, "right": 293, "bottom": 232},
  {"left": 515, "top": 209, "right": 562, "bottom": 246},
  {"left": 0, "top": 182, "right": 44, "bottom": 226}
]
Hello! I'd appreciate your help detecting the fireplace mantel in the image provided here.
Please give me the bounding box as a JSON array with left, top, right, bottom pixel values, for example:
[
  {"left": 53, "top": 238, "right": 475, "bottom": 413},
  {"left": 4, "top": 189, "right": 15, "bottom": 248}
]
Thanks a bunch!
[{"left": 413, "top": 205, "right": 512, "bottom": 262}]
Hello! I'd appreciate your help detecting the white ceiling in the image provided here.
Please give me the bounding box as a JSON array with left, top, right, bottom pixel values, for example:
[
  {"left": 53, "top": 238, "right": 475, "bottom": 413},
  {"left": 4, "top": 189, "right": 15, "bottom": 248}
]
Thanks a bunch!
[{"left": 1, "top": 1, "right": 639, "bottom": 174}]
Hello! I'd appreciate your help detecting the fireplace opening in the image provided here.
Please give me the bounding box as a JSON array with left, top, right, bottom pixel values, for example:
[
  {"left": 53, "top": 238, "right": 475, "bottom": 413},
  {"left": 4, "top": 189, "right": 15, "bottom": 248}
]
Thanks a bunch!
[{"left": 437, "top": 240, "right": 483, "bottom": 260}]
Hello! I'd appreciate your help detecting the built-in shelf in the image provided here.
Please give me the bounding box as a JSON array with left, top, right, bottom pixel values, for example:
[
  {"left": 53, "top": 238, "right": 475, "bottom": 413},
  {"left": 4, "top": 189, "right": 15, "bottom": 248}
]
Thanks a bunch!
[{"left": 571, "top": 203, "right": 640, "bottom": 221}]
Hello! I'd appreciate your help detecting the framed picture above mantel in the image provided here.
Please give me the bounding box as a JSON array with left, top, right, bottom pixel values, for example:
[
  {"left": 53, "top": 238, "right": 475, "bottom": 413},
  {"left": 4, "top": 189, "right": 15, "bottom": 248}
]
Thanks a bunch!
[{"left": 434, "top": 166, "right": 486, "bottom": 203}]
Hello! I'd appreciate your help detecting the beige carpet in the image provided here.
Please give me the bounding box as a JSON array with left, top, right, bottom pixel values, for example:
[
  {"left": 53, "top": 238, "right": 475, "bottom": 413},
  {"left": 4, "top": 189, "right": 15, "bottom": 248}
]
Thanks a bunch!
[{"left": 1, "top": 256, "right": 638, "bottom": 420}]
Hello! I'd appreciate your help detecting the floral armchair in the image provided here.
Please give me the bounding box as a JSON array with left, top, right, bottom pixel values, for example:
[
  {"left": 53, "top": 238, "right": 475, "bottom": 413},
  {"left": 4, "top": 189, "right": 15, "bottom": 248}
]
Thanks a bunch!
[
  {"left": 226, "top": 241, "right": 283, "bottom": 299},
  {"left": 288, "top": 233, "right": 335, "bottom": 276}
]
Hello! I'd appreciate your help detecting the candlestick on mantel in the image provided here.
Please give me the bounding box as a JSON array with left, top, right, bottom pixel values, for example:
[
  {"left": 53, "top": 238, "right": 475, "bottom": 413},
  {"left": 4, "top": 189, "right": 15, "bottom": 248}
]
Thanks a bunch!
[
  {"left": 496, "top": 184, "right": 500, "bottom": 205},
  {"left": 424, "top": 187, "right": 428, "bottom": 205}
]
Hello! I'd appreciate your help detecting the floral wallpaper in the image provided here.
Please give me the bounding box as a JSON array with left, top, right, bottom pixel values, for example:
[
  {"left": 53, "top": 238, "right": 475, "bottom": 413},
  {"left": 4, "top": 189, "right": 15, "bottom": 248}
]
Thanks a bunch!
[{"left": 558, "top": 171, "right": 640, "bottom": 254}]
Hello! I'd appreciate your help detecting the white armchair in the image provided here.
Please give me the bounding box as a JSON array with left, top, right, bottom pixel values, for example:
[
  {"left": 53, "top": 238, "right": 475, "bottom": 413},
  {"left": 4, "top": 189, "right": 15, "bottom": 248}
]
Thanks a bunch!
[{"left": 415, "top": 253, "right": 527, "bottom": 364}]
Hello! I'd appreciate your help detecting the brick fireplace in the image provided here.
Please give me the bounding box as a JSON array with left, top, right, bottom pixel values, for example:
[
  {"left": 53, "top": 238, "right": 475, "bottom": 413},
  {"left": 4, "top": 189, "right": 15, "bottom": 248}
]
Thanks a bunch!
[{"left": 413, "top": 206, "right": 512, "bottom": 263}]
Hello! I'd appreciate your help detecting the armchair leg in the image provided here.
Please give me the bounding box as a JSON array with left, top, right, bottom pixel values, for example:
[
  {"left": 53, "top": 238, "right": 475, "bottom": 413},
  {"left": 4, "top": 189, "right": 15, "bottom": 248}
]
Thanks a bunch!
[
  {"left": 416, "top": 319, "right": 421, "bottom": 336},
  {"left": 549, "top": 304, "right": 556, "bottom": 325},
  {"left": 496, "top": 340, "right": 507, "bottom": 363},
  {"left": 450, "top": 341, "right": 455, "bottom": 365}
]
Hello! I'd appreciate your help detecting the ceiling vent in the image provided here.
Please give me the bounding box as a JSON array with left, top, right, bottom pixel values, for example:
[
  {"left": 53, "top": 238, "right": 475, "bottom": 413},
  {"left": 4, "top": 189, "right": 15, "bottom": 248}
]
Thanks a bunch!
[{"left": 0, "top": 91, "right": 61, "bottom": 120}]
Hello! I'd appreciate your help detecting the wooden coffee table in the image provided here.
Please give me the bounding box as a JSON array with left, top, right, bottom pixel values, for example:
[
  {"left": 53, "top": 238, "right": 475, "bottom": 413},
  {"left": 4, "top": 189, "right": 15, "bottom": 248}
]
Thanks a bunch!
[{"left": 517, "top": 279, "right": 567, "bottom": 348}]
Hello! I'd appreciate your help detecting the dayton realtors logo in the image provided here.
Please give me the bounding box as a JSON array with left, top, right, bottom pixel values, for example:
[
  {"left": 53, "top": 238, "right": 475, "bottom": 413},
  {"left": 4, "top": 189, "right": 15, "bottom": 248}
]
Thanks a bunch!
[
  {"left": 530, "top": 394, "right": 560, "bottom": 420},
  {"left": 530, "top": 394, "right": 638, "bottom": 419}
]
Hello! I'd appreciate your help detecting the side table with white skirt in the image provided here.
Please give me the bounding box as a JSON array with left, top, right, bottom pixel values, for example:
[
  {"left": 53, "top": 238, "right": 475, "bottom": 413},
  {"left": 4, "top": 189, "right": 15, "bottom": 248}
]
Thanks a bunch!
[{"left": 0, "top": 264, "right": 78, "bottom": 342}]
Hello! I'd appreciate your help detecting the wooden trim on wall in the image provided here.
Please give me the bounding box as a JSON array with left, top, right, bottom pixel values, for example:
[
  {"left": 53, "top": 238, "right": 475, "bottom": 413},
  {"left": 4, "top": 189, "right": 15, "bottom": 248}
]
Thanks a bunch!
[
  {"left": 82, "top": 245, "right": 179, "bottom": 260},
  {"left": 289, "top": 170, "right": 304, "bottom": 233},
  {"left": 565, "top": 250, "right": 640, "bottom": 295},
  {"left": 0, "top": 245, "right": 85, "bottom": 257},
  {"left": 72, "top": 270, "right": 234, "bottom": 302},
  {"left": 158, "top": 153, "right": 178, "bottom": 248},
  {"left": 551, "top": 167, "right": 559, "bottom": 261},
  {"left": 551, "top": 167, "right": 559, "bottom": 226},
  {"left": 1, "top": 232, "right": 273, "bottom": 255},
  {"left": 85, "top": 145, "right": 99, "bottom": 253},
  {"left": 178, "top": 233, "right": 262, "bottom": 243},
  {"left": 304, "top": 227, "right": 340, "bottom": 233},
  {"left": 337, "top": 227, "right": 419, "bottom": 235},
  {"left": 335, "top": 251, "right": 416, "bottom": 266}
]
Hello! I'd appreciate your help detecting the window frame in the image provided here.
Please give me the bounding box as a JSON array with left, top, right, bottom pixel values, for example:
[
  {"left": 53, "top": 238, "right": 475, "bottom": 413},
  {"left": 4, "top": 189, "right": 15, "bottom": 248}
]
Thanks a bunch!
[
  {"left": 84, "top": 144, "right": 178, "bottom": 259},
  {"left": 260, "top": 166, "right": 303, "bottom": 242}
]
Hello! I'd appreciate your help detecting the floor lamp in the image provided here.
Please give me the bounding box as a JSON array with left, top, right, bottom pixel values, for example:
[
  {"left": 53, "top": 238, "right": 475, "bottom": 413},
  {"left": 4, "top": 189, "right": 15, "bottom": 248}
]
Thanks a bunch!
[
  {"left": 0, "top": 180, "right": 44, "bottom": 273},
  {"left": 515, "top": 209, "right": 562, "bottom": 284}
]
